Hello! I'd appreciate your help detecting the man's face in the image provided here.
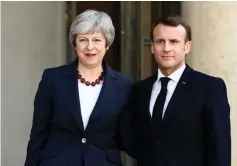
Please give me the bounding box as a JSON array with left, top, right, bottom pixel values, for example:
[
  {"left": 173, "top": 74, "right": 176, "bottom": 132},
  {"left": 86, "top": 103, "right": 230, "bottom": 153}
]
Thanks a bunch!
[{"left": 151, "top": 24, "right": 191, "bottom": 75}]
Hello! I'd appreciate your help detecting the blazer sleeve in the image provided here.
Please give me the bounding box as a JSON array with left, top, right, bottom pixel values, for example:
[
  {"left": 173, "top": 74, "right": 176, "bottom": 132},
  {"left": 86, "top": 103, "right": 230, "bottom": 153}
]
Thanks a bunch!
[
  {"left": 204, "top": 78, "right": 231, "bottom": 166},
  {"left": 117, "top": 79, "right": 139, "bottom": 159},
  {"left": 25, "top": 69, "right": 53, "bottom": 166}
]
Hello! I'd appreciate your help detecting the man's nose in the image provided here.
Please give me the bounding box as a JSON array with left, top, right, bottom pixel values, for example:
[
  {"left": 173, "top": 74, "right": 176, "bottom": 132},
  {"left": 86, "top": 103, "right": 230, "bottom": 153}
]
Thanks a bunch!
[{"left": 164, "top": 43, "right": 171, "bottom": 52}]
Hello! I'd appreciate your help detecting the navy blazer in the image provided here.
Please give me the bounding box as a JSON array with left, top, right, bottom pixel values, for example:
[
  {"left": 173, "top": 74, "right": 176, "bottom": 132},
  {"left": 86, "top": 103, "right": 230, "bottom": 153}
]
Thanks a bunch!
[
  {"left": 130, "top": 65, "right": 231, "bottom": 166},
  {"left": 25, "top": 60, "right": 131, "bottom": 166}
]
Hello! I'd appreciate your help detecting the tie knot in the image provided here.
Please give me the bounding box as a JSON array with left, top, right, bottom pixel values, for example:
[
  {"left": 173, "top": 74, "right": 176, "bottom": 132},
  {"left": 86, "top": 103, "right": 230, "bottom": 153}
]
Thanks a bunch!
[{"left": 160, "top": 77, "right": 170, "bottom": 88}]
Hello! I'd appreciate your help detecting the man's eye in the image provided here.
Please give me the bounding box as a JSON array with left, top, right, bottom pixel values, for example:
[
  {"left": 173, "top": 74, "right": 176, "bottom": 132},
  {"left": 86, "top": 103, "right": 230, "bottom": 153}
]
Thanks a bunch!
[
  {"left": 171, "top": 40, "right": 179, "bottom": 44},
  {"left": 155, "top": 40, "right": 164, "bottom": 44}
]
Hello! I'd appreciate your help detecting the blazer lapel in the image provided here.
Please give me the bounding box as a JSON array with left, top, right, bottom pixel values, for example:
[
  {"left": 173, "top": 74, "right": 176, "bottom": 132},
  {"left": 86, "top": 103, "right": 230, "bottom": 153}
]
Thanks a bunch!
[
  {"left": 85, "top": 64, "right": 119, "bottom": 132},
  {"left": 162, "top": 65, "right": 192, "bottom": 121},
  {"left": 60, "top": 60, "right": 85, "bottom": 133}
]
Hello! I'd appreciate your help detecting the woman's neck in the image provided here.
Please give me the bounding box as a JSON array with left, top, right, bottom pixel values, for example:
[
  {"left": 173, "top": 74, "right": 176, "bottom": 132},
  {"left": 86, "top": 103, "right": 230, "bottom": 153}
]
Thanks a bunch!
[{"left": 77, "top": 63, "right": 103, "bottom": 82}]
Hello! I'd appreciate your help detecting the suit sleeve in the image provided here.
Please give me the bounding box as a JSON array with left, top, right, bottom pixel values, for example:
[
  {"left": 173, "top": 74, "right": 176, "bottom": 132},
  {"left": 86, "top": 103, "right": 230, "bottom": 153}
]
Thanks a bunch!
[
  {"left": 25, "top": 69, "right": 53, "bottom": 166},
  {"left": 204, "top": 78, "right": 231, "bottom": 166}
]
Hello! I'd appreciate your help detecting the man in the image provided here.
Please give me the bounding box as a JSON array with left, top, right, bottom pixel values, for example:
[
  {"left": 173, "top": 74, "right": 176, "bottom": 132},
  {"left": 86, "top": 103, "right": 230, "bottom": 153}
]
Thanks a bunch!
[{"left": 130, "top": 15, "right": 231, "bottom": 166}]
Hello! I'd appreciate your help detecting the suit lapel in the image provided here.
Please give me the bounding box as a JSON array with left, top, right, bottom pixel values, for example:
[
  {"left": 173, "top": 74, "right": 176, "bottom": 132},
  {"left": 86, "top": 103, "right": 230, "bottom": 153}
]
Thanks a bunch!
[
  {"left": 60, "top": 60, "right": 85, "bottom": 133},
  {"left": 142, "top": 73, "right": 157, "bottom": 128},
  {"left": 85, "top": 64, "right": 119, "bottom": 131},
  {"left": 162, "top": 65, "right": 192, "bottom": 121}
]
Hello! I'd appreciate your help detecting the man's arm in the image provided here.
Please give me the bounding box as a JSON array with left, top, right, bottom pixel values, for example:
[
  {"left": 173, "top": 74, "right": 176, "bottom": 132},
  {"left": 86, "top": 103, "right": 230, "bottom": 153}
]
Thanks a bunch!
[{"left": 204, "top": 77, "right": 231, "bottom": 166}]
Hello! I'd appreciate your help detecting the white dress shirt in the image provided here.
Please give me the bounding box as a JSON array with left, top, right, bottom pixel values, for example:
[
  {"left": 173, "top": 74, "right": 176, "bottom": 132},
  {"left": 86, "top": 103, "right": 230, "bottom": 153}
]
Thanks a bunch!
[
  {"left": 149, "top": 64, "right": 186, "bottom": 118},
  {"left": 78, "top": 82, "right": 102, "bottom": 129}
]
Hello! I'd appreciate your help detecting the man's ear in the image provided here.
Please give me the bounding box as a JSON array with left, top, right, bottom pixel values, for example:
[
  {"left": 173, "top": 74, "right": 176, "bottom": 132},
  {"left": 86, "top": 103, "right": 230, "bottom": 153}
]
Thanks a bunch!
[
  {"left": 151, "top": 43, "right": 154, "bottom": 54},
  {"left": 184, "top": 41, "right": 191, "bottom": 54}
]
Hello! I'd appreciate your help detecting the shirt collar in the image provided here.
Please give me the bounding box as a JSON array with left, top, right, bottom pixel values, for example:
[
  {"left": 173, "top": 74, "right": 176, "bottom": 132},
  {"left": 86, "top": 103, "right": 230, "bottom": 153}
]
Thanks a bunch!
[{"left": 157, "top": 63, "right": 186, "bottom": 83}]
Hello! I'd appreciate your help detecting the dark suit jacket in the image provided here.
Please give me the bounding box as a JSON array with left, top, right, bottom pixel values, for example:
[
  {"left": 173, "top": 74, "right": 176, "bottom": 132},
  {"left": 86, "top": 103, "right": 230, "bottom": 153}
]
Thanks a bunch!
[
  {"left": 24, "top": 60, "right": 131, "bottom": 166},
  {"left": 130, "top": 65, "right": 231, "bottom": 166}
]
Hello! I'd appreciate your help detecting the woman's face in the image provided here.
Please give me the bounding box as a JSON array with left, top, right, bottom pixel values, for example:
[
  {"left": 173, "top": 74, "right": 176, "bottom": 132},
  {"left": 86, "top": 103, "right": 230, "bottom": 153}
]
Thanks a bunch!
[{"left": 75, "top": 31, "right": 108, "bottom": 68}]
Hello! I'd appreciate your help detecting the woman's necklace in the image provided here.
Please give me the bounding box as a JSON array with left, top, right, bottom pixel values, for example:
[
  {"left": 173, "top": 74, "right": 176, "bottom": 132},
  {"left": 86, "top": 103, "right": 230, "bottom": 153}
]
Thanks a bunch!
[{"left": 77, "top": 69, "right": 104, "bottom": 86}]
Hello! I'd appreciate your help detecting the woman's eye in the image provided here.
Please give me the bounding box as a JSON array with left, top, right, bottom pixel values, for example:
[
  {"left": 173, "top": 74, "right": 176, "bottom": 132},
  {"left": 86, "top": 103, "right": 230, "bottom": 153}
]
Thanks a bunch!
[
  {"left": 79, "top": 39, "right": 87, "bottom": 42},
  {"left": 94, "top": 39, "right": 101, "bottom": 42}
]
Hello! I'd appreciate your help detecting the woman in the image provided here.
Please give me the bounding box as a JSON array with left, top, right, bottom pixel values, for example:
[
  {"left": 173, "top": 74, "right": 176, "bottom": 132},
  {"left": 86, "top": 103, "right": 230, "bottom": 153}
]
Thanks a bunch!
[{"left": 25, "top": 9, "right": 132, "bottom": 166}]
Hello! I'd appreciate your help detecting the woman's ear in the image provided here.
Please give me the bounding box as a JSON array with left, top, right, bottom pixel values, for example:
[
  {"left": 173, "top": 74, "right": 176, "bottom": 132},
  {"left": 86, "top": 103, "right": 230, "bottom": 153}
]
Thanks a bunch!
[{"left": 74, "top": 43, "right": 77, "bottom": 50}]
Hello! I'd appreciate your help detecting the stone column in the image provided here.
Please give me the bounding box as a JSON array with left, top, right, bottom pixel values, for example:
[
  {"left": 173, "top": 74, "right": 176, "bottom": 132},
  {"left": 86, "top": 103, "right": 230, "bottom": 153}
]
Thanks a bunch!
[
  {"left": 120, "top": 2, "right": 141, "bottom": 164},
  {"left": 120, "top": 1, "right": 142, "bottom": 81},
  {"left": 182, "top": 2, "right": 237, "bottom": 166},
  {"left": 140, "top": 1, "right": 152, "bottom": 80}
]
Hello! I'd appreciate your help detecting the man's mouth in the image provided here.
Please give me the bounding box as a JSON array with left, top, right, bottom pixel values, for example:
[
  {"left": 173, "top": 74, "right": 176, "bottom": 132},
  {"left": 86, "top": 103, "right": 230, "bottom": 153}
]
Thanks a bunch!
[{"left": 161, "top": 56, "right": 173, "bottom": 59}]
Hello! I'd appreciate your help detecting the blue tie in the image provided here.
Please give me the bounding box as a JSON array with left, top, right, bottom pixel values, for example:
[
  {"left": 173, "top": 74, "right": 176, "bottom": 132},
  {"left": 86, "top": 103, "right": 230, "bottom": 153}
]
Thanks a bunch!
[{"left": 152, "top": 77, "right": 170, "bottom": 124}]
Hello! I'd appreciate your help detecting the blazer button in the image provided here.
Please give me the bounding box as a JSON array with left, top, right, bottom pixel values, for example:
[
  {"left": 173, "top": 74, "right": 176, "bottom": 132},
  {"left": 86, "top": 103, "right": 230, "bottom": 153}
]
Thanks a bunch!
[{"left": 81, "top": 138, "right": 87, "bottom": 143}]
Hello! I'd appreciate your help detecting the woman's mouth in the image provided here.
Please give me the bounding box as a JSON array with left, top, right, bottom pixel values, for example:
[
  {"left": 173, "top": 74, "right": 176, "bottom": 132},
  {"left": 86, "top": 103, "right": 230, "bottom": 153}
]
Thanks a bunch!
[{"left": 85, "top": 54, "right": 96, "bottom": 57}]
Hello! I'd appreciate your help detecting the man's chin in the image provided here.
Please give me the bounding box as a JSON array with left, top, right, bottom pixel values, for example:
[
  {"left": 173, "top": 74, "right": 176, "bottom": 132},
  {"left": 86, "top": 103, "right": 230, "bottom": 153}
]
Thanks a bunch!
[{"left": 159, "top": 62, "right": 175, "bottom": 69}]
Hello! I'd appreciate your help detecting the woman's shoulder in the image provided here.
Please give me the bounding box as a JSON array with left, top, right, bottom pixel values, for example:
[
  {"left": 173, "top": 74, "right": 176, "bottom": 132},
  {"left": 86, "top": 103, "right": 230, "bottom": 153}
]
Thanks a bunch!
[
  {"left": 41, "top": 63, "right": 73, "bottom": 80},
  {"left": 107, "top": 67, "right": 131, "bottom": 83},
  {"left": 44, "top": 61, "right": 75, "bottom": 74}
]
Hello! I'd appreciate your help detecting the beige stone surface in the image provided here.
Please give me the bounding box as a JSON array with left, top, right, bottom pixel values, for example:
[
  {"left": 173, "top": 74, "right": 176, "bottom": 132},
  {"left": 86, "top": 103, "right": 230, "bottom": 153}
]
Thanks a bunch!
[
  {"left": 2, "top": 2, "right": 66, "bottom": 166},
  {"left": 182, "top": 2, "right": 237, "bottom": 166}
]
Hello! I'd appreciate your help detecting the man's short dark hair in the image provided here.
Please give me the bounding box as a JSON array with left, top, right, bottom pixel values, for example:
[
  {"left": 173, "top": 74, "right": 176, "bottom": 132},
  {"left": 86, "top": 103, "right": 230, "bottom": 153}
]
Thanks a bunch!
[{"left": 150, "top": 15, "right": 191, "bottom": 42}]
